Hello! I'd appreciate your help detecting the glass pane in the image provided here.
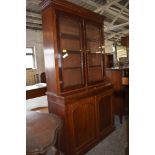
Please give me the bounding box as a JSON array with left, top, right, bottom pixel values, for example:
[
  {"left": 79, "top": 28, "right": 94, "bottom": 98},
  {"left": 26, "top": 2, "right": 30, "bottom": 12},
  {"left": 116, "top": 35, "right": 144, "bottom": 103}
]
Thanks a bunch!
[
  {"left": 26, "top": 55, "right": 34, "bottom": 68},
  {"left": 58, "top": 13, "right": 84, "bottom": 90},
  {"left": 116, "top": 46, "right": 128, "bottom": 62},
  {"left": 62, "top": 53, "right": 81, "bottom": 68},
  {"left": 86, "top": 24, "right": 101, "bottom": 53},
  {"left": 59, "top": 14, "right": 81, "bottom": 51},
  {"left": 86, "top": 22, "right": 103, "bottom": 83},
  {"left": 59, "top": 15, "right": 80, "bottom": 36},
  {"left": 88, "top": 67, "right": 102, "bottom": 82},
  {"left": 88, "top": 53, "right": 102, "bottom": 66},
  {"left": 62, "top": 69, "right": 82, "bottom": 87},
  {"left": 87, "top": 41, "right": 100, "bottom": 53},
  {"left": 86, "top": 24, "right": 100, "bottom": 40},
  {"left": 61, "top": 38, "right": 80, "bottom": 51}
]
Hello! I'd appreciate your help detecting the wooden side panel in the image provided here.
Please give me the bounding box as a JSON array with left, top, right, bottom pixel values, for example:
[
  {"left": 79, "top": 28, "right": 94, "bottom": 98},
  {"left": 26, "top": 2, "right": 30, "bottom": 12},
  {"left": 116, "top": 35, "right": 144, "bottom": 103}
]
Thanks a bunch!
[{"left": 42, "top": 7, "right": 60, "bottom": 94}]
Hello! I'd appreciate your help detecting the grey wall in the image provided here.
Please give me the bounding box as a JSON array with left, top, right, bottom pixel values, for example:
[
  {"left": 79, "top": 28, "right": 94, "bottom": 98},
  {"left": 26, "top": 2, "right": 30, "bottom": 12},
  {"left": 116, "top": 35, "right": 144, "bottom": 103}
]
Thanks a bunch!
[{"left": 26, "top": 29, "right": 45, "bottom": 85}]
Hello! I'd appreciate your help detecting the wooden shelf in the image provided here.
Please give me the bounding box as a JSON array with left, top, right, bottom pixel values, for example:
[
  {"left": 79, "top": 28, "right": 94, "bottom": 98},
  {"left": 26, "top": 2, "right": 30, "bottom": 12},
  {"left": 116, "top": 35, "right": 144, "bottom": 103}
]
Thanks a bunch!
[
  {"left": 63, "top": 66, "right": 82, "bottom": 70},
  {"left": 87, "top": 38, "right": 100, "bottom": 42},
  {"left": 88, "top": 65, "right": 101, "bottom": 68},
  {"left": 60, "top": 33, "right": 80, "bottom": 40},
  {"left": 61, "top": 50, "right": 82, "bottom": 53}
]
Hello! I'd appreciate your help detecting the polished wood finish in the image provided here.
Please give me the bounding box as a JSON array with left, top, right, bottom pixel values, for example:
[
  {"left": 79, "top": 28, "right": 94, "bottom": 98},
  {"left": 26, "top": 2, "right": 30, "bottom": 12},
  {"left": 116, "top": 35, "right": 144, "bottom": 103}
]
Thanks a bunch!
[
  {"left": 121, "top": 36, "right": 129, "bottom": 47},
  {"left": 41, "top": 5, "right": 105, "bottom": 93},
  {"left": 47, "top": 84, "right": 115, "bottom": 155},
  {"left": 40, "top": 72, "right": 46, "bottom": 83},
  {"left": 40, "top": 0, "right": 115, "bottom": 154},
  {"left": 67, "top": 97, "right": 96, "bottom": 152},
  {"left": 40, "top": 0, "right": 104, "bottom": 23},
  {"left": 85, "top": 20, "right": 104, "bottom": 85},
  {"left": 26, "top": 86, "right": 46, "bottom": 99},
  {"left": 105, "top": 68, "right": 129, "bottom": 123}
]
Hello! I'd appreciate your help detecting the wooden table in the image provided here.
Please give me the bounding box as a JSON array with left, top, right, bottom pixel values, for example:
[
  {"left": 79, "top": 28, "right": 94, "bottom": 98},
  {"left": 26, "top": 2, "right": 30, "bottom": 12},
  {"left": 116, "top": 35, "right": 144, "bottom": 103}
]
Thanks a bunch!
[
  {"left": 105, "top": 67, "right": 129, "bottom": 123},
  {"left": 26, "top": 111, "right": 62, "bottom": 155},
  {"left": 26, "top": 83, "right": 47, "bottom": 99}
]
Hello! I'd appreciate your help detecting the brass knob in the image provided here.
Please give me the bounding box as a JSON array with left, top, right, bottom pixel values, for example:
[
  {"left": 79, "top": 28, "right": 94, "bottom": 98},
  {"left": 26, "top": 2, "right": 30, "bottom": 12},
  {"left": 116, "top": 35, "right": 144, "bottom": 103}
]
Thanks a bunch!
[{"left": 62, "top": 49, "right": 67, "bottom": 53}]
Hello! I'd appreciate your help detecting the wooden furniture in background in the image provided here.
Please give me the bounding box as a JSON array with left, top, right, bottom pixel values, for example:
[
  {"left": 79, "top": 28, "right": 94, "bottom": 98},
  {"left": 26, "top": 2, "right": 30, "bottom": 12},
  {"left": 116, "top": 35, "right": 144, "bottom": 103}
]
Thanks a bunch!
[
  {"left": 40, "top": 0, "right": 115, "bottom": 154},
  {"left": 105, "top": 53, "right": 113, "bottom": 68},
  {"left": 121, "top": 35, "right": 129, "bottom": 47},
  {"left": 106, "top": 67, "right": 129, "bottom": 123},
  {"left": 122, "top": 69, "right": 129, "bottom": 115},
  {"left": 121, "top": 35, "right": 129, "bottom": 116},
  {"left": 40, "top": 72, "right": 46, "bottom": 83},
  {"left": 26, "top": 83, "right": 47, "bottom": 99},
  {"left": 26, "top": 111, "right": 62, "bottom": 155}
]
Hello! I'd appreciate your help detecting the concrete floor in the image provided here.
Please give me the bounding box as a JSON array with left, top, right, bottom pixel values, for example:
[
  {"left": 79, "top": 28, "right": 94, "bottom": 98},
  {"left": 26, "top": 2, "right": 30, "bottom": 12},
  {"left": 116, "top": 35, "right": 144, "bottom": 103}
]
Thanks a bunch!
[{"left": 86, "top": 116, "right": 128, "bottom": 155}]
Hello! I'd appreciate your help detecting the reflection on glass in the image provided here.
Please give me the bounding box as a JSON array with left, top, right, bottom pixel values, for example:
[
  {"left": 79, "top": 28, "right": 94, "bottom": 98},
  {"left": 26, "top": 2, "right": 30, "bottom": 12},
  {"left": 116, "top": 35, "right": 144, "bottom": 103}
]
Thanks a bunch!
[
  {"left": 116, "top": 46, "right": 128, "bottom": 62},
  {"left": 62, "top": 53, "right": 68, "bottom": 59}
]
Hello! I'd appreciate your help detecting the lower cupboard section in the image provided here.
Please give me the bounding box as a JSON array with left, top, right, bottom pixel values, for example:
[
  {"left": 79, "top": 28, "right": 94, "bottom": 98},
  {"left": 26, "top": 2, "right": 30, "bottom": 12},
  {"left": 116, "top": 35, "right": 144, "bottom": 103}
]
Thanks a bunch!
[{"left": 48, "top": 85, "right": 115, "bottom": 155}]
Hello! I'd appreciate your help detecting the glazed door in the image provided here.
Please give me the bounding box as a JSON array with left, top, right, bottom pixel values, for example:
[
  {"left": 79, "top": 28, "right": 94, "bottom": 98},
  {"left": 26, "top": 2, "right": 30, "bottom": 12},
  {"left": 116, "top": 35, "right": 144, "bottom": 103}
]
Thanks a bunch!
[
  {"left": 85, "top": 21, "right": 104, "bottom": 85},
  {"left": 57, "top": 12, "right": 85, "bottom": 91}
]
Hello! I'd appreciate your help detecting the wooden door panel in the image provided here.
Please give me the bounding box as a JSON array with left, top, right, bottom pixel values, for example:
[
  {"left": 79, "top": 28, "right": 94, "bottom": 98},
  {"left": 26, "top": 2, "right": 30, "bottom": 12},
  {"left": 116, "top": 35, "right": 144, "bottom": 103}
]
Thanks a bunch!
[
  {"left": 57, "top": 12, "right": 85, "bottom": 91},
  {"left": 96, "top": 93, "right": 113, "bottom": 135},
  {"left": 85, "top": 21, "right": 104, "bottom": 84},
  {"left": 68, "top": 97, "right": 96, "bottom": 150}
]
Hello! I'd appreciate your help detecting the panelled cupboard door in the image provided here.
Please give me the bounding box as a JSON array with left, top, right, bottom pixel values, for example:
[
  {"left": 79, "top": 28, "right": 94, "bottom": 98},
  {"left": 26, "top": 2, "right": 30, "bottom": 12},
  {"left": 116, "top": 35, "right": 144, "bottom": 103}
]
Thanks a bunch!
[
  {"left": 67, "top": 97, "right": 96, "bottom": 152},
  {"left": 96, "top": 93, "right": 114, "bottom": 136},
  {"left": 85, "top": 21, "right": 104, "bottom": 84},
  {"left": 56, "top": 11, "right": 85, "bottom": 91}
]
